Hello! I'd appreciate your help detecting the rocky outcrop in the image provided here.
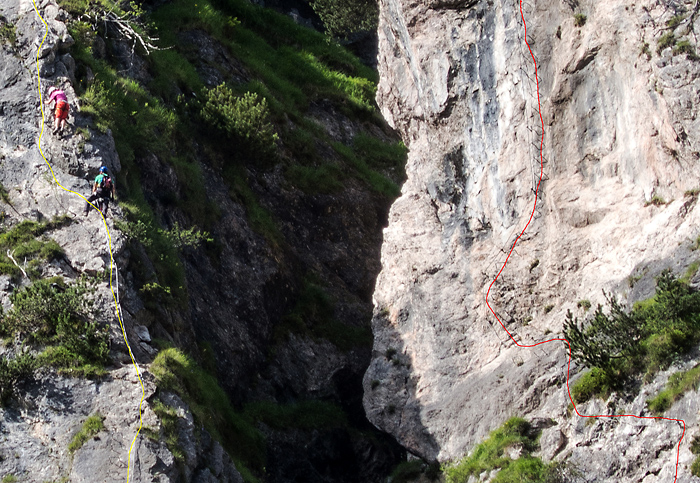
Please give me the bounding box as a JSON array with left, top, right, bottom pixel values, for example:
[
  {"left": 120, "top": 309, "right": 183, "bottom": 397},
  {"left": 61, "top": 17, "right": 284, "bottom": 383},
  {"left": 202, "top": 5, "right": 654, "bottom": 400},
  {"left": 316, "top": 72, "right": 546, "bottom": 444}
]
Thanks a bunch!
[{"left": 364, "top": 0, "right": 700, "bottom": 480}]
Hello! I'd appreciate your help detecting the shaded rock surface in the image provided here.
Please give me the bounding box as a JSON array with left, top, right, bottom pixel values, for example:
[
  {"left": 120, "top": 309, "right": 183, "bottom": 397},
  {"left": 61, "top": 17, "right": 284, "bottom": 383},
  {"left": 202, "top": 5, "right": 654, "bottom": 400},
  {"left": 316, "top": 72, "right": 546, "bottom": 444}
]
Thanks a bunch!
[
  {"left": 0, "top": 0, "right": 404, "bottom": 481},
  {"left": 364, "top": 0, "right": 700, "bottom": 480}
]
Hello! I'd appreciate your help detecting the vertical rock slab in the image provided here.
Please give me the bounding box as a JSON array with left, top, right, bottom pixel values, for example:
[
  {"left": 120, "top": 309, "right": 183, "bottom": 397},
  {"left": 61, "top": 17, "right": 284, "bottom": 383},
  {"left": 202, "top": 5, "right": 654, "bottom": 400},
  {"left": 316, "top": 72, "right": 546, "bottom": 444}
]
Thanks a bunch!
[{"left": 365, "top": 0, "right": 700, "bottom": 478}]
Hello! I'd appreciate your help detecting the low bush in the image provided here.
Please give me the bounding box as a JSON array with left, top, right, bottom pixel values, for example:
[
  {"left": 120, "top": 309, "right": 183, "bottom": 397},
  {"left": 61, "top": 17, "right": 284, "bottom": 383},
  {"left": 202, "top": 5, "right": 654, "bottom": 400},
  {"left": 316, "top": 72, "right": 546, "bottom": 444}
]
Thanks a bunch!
[
  {"left": 0, "top": 353, "right": 36, "bottom": 404},
  {"left": 200, "top": 84, "right": 279, "bottom": 162},
  {"left": 0, "top": 217, "right": 70, "bottom": 279},
  {"left": 667, "top": 14, "right": 686, "bottom": 29},
  {"left": 564, "top": 271, "right": 700, "bottom": 395},
  {"left": 390, "top": 460, "right": 426, "bottom": 483},
  {"left": 0, "top": 277, "right": 109, "bottom": 377},
  {"left": 311, "top": 0, "right": 378, "bottom": 38},
  {"left": 674, "top": 39, "right": 699, "bottom": 60},
  {"left": 275, "top": 278, "right": 372, "bottom": 351},
  {"left": 570, "top": 367, "right": 615, "bottom": 404},
  {"left": 0, "top": 16, "right": 17, "bottom": 46},
  {"left": 573, "top": 13, "right": 587, "bottom": 27}
]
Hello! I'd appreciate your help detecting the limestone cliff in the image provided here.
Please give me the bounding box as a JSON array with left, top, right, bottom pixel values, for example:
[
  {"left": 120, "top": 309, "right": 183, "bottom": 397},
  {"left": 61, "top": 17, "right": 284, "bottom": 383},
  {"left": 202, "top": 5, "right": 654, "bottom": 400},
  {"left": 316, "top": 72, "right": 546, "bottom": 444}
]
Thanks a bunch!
[{"left": 364, "top": 0, "right": 700, "bottom": 480}]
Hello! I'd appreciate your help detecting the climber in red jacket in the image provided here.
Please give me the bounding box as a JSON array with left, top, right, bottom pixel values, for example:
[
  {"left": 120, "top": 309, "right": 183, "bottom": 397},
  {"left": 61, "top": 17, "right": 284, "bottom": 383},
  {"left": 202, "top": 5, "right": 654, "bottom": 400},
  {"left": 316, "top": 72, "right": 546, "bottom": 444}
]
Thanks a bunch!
[{"left": 45, "top": 86, "right": 69, "bottom": 135}]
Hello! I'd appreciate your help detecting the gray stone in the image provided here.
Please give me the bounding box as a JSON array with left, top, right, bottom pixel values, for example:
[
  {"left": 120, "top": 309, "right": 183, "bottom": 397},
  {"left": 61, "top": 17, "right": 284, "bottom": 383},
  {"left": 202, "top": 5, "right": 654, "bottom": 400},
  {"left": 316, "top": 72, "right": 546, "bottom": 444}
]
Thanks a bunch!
[{"left": 135, "top": 325, "right": 151, "bottom": 343}]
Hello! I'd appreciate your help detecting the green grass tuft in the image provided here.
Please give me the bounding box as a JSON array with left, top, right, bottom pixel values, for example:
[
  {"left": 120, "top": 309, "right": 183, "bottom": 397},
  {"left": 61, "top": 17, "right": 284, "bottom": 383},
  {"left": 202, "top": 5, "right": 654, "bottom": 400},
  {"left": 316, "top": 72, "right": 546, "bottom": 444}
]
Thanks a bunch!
[
  {"left": 570, "top": 367, "right": 614, "bottom": 404},
  {"left": 150, "top": 348, "right": 265, "bottom": 474},
  {"left": 68, "top": 413, "right": 105, "bottom": 453},
  {"left": 658, "top": 32, "right": 677, "bottom": 54},
  {"left": 647, "top": 365, "right": 700, "bottom": 414}
]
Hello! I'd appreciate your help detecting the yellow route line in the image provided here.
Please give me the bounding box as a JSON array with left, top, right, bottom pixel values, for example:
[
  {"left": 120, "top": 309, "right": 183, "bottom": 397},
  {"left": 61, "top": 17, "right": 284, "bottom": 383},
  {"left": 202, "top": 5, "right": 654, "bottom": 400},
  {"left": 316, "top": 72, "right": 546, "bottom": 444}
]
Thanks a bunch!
[{"left": 31, "top": 3, "right": 145, "bottom": 481}]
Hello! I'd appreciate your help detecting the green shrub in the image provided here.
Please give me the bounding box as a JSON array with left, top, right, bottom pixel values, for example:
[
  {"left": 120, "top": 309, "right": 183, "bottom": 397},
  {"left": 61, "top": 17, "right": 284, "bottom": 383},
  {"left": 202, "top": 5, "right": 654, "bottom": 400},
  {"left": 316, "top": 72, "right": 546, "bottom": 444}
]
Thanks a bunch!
[
  {"left": 352, "top": 134, "right": 408, "bottom": 171},
  {"left": 0, "top": 277, "right": 109, "bottom": 375},
  {"left": 68, "top": 413, "right": 105, "bottom": 453},
  {"left": 444, "top": 417, "right": 539, "bottom": 483},
  {"left": 641, "top": 41, "right": 652, "bottom": 60},
  {"left": 658, "top": 32, "right": 677, "bottom": 53},
  {"left": 0, "top": 217, "right": 70, "bottom": 279},
  {"left": 645, "top": 195, "right": 667, "bottom": 206},
  {"left": 445, "top": 419, "right": 582, "bottom": 483},
  {"left": 570, "top": 367, "right": 614, "bottom": 404},
  {"left": 0, "top": 353, "right": 36, "bottom": 404},
  {"left": 201, "top": 85, "right": 278, "bottom": 161},
  {"left": 693, "top": 456, "right": 700, "bottom": 477},
  {"left": 0, "top": 16, "right": 17, "bottom": 46},
  {"left": 285, "top": 164, "right": 345, "bottom": 194},
  {"left": 564, "top": 271, "right": 700, "bottom": 384},
  {"left": 311, "top": 0, "right": 378, "bottom": 38},
  {"left": 152, "top": 399, "right": 186, "bottom": 462},
  {"left": 573, "top": 13, "right": 586, "bottom": 27},
  {"left": 332, "top": 141, "right": 401, "bottom": 198},
  {"left": 2, "top": 475, "right": 18, "bottom": 483}
]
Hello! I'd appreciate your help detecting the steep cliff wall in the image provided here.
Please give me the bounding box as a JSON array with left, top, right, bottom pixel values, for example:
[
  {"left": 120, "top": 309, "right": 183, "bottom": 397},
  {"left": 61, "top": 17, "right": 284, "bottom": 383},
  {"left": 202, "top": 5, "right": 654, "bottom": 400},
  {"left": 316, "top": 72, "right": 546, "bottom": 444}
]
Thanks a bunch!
[
  {"left": 0, "top": 0, "right": 405, "bottom": 481},
  {"left": 364, "top": 0, "right": 700, "bottom": 480}
]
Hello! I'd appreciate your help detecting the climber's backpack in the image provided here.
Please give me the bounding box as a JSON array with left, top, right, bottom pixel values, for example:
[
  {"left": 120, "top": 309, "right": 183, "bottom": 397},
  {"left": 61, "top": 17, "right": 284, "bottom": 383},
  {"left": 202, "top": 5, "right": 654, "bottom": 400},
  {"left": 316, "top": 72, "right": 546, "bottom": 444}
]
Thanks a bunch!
[{"left": 100, "top": 175, "right": 112, "bottom": 191}]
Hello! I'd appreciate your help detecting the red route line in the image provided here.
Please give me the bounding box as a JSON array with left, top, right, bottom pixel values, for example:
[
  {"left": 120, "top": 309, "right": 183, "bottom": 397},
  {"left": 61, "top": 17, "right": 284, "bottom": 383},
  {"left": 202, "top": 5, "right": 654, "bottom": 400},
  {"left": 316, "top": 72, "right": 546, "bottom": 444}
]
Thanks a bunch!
[{"left": 484, "top": 0, "right": 686, "bottom": 480}]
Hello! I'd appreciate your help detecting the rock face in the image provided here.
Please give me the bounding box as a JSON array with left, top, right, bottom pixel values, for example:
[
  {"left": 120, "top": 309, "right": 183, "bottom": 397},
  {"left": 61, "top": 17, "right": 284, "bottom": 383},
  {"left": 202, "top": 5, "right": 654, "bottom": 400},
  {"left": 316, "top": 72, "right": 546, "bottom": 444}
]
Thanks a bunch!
[
  {"left": 0, "top": 0, "right": 403, "bottom": 480},
  {"left": 364, "top": 0, "right": 700, "bottom": 480}
]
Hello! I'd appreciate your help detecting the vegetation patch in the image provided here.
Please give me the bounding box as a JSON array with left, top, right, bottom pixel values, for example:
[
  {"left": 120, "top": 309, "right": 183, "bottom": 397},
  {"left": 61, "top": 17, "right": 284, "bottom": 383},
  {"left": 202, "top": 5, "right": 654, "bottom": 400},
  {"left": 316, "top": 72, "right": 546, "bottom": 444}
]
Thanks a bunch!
[
  {"left": 311, "top": 0, "right": 378, "bottom": 38},
  {"left": 0, "top": 277, "right": 109, "bottom": 379},
  {"left": 0, "top": 353, "right": 36, "bottom": 404},
  {"left": 667, "top": 14, "right": 686, "bottom": 29},
  {"left": 645, "top": 194, "right": 667, "bottom": 207},
  {"left": 0, "top": 16, "right": 17, "bottom": 47},
  {"left": 564, "top": 271, "right": 700, "bottom": 401},
  {"left": 576, "top": 299, "right": 591, "bottom": 311},
  {"left": 444, "top": 417, "right": 580, "bottom": 483},
  {"left": 658, "top": 32, "right": 677, "bottom": 53},
  {"left": 0, "top": 216, "right": 70, "bottom": 279},
  {"left": 68, "top": 413, "right": 105, "bottom": 453},
  {"left": 391, "top": 460, "right": 441, "bottom": 483},
  {"left": 674, "top": 39, "right": 699, "bottom": 60},
  {"left": 150, "top": 348, "right": 265, "bottom": 477},
  {"left": 200, "top": 85, "right": 279, "bottom": 162},
  {"left": 152, "top": 399, "right": 186, "bottom": 463},
  {"left": 647, "top": 364, "right": 700, "bottom": 414},
  {"left": 569, "top": 367, "right": 614, "bottom": 404},
  {"left": 573, "top": 13, "right": 587, "bottom": 27}
]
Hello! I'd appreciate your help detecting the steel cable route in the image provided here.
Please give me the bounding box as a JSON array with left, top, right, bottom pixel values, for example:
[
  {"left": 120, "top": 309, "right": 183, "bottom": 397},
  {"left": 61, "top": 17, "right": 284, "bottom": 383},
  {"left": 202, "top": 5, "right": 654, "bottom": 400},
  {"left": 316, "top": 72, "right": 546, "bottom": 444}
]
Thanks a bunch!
[
  {"left": 31, "top": 2, "right": 145, "bottom": 482},
  {"left": 484, "top": 0, "right": 686, "bottom": 480}
]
